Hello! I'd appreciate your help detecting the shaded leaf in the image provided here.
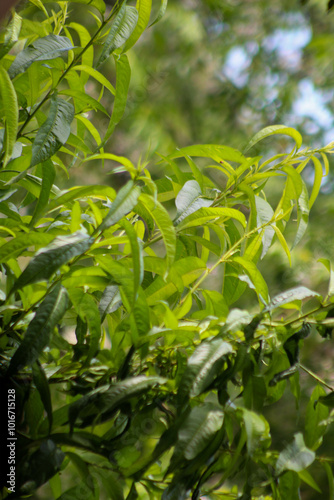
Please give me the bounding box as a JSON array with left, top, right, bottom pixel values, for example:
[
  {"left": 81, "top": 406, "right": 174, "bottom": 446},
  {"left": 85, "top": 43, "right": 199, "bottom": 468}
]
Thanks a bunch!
[
  {"left": 68, "top": 376, "right": 165, "bottom": 432},
  {"left": 265, "top": 286, "right": 319, "bottom": 312},
  {"left": 7, "top": 284, "right": 69, "bottom": 375},
  {"left": 32, "top": 362, "right": 53, "bottom": 433},
  {"left": 178, "top": 339, "right": 233, "bottom": 403},
  {"left": 239, "top": 407, "right": 271, "bottom": 456}
]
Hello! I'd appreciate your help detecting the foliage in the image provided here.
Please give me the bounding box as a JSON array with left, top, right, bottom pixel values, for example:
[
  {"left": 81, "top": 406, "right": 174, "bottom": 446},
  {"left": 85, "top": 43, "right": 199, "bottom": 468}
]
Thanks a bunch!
[{"left": 0, "top": 1, "right": 334, "bottom": 499}]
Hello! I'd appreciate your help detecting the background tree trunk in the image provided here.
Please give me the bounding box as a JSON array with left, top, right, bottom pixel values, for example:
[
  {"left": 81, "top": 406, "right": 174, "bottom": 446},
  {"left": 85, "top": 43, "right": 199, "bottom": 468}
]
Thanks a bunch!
[{"left": 0, "top": 0, "right": 19, "bottom": 21}]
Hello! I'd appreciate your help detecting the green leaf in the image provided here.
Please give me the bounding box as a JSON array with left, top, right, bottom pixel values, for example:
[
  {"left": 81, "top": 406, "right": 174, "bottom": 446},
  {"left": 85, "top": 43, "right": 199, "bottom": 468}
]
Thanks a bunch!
[
  {"left": 0, "top": 66, "right": 18, "bottom": 167},
  {"left": 97, "top": 5, "right": 139, "bottom": 66},
  {"left": 46, "top": 185, "right": 116, "bottom": 212},
  {"left": 30, "top": 160, "right": 56, "bottom": 227},
  {"left": 298, "top": 469, "right": 322, "bottom": 493},
  {"left": 95, "top": 180, "right": 141, "bottom": 233},
  {"left": 272, "top": 225, "right": 292, "bottom": 266},
  {"left": 309, "top": 156, "right": 323, "bottom": 208},
  {"left": 176, "top": 206, "right": 246, "bottom": 231},
  {"left": 149, "top": 0, "right": 168, "bottom": 27},
  {"left": 239, "top": 407, "right": 271, "bottom": 456},
  {"left": 232, "top": 255, "right": 269, "bottom": 305},
  {"left": 317, "top": 391, "right": 334, "bottom": 408},
  {"left": 265, "top": 286, "right": 320, "bottom": 312},
  {"left": 139, "top": 193, "right": 176, "bottom": 271},
  {"left": 178, "top": 339, "right": 233, "bottom": 403},
  {"left": 0, "top": 233, "right": 54, "bottom": 263},
  {"left": 244, "top": 125, "right": 302, "bottom": 152},
  {"left": 69, "top": 289, "right": 101, "bottom": 363},
  {"left": 71, "top": 64, "right": 115, "bottom": 95},
  {"left": 0, "top": 12, "right": 22, "bottom": 60},
  {"left": 255, "top": 196, "right": 275, "bottom": 259},
  {"left": 99, "top": 54, "right": 131, "bottom": 147},
  {"left": 8, "top": 35, "right": 74, "bottom": 78},
  {"left": 32, "top": 362, "right": 53, "bottom": 434},
  {"left": 119, "top": 218, "right": 144, "bottom": 300},
  {"left": 276, "top": 433, "right": 315, "bottom": 475},
  {"left": 7, "top": 284, "right": 69, "bottom": 375},
  {"left": 69, "top": 0, "right": 105, "bottom": 12},
  {"left": 318, "top": 258, "right": 334, "bottom": 298},
  {"left": 98, "top": 285, "right": 121, "bottom": 321},
  {"left": 173, "top": 405, "right": 224, "bottom": 461},
  {"left": 10, "top": 231, "right": 93, "bottom": 294},
  {"left": 168, "top": 144, "right": 246, "bottom": 163},
  {"left": 59, "top": 89, "right": 108, "bottom": 115},
  {"left": 31, "top": 95, "right": 74, "bottom": 168},
  {"left": 174, "top": 180, "right": 211, "bottom": 225},
  {"left": 123, "top": 0, "right": 152, "bottom": 52},
  {"left": 323, "top": 462, "right": 334, "bottom": 500},
  {"left": 305, "top": 386, "right": 329, "bottom": 450},
  {"left": 68, "top": 376, "right": 165, "bottom": 432},
  {"left": 278, "top": 471, "right": 300, "bottom": 500}
]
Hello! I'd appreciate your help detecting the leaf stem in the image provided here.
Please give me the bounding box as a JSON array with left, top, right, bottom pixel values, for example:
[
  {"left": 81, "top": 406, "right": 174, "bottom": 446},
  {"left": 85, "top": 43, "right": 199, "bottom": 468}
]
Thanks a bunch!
[
  {"left": 17, "top": 1, "right": 121, "bottom": 137},
  {"left": 299, "top": 364, "right": 334, "bottom": 391}
]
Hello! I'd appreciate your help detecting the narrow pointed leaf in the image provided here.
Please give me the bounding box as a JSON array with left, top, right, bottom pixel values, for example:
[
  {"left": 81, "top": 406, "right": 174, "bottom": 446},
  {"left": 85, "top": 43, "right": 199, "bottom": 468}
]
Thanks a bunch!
[
  {"left": 30, "top": 160, "right": 56, "bottom": 226},
  {"left": 245, "top": 125, "right": 302, "bottom": 152},
  {"left": 68, "top": 376, "right": 165, "bottom": 432},
  {"left": 7, "top": 284, "right": 69, "bottom": 375},
  {"left": 178, "top": 339, "right": 233, "bottom": 402},
  {"left": 177, "top": 206, "right": 246, "bottom": 230},
  {"left": 0, "top": 66, "right": 18, "bottom": 167},
  {"left": 174, "top": 405, "right": 224, "bottom": 461},
  {"left": 31, "top": 95, "right": 74, "bottom": 168},
  {"left": 266, "top": 286, "right": 320, "bottom": 312},
  {"left": 97, "top": 5, "right": 138, "bottom": 66},
  {"left": 123, "top": 0, "right": 152, "bottom": 52},
  {"left": 32, "top": 362, "right": 53, "bottom": 433},
  {"left": 0, "top": 233, "right": 54, "bottom": 263},
  {"left": 119, "top": 218, "right": 144, "bottom": 300},
  {"left": 232, "top": 255, "right": 269, "bottom": 305},
  {"left": 0, "top": 12, "right": 22, "bottom": 60},
  {"left": 168, "top": 144, "right": 246, "bottom": 163},
  {"left": 149, "top": 0, "right": 168, "bottom": 27},
  {"left": 8, "top": 35, "right": 73, "bottom": 78},
  {"left": 99, "top": 54, "right": 131, "bottom": 147},
  {"left": 10, "top": 231, "right": 93, "bottom": 294},
  {"left": 138, "top": 193, "right": 176, "bottom": 270},
  {"left": 95, "top": 181, "right": 141, "bottom": 233}
]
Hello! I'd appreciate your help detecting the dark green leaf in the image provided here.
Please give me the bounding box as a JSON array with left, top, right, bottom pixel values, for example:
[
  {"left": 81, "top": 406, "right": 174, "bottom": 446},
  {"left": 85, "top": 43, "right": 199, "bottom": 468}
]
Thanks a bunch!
[
  {"left": 68, "top": 376, "right": 165, "bottom": 432},
  {"left": 30, "top": 160, "right": 56, "bottom": 227},
  {"left": 7, "top": 284, "right": 69, "bottom": 375},
  {"left": 178, "top": 339, "right": 233, "bottom": 403},
  {"left": 0, "top": 232, "right": 54, "bottom": 263},
  {"left": 32, "top": 362, "right": 53, "bottom": 434},
  {"left": 31, "top": 94, "right": 74, "bottom": 167},
  {"left": 9, "top": 35, "right": 74, "bottom": 78},
  {"left": 0, "top": 12, "right": 22, "bottom": 60},
  {"left": 10, "top": 231, "right": 93, "bottom": 294},
  {"left": 305, "top": 385, "right": 329, "bottom": 450}
]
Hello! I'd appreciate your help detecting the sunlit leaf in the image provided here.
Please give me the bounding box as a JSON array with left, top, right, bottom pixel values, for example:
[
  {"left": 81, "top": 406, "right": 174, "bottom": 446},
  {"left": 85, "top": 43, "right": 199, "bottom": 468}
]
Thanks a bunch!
[
  {"left": 97, "top": 5, "right": 138, "bottom": 65},
  {"left": 0, "top": 66, "right": 18, "bottom": 167},
  {"left": 245, "top": 125, "right": 302, "bottom": 152},
  {"left": 276, "top": 433, "right": 315, "bottom": 474}
]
